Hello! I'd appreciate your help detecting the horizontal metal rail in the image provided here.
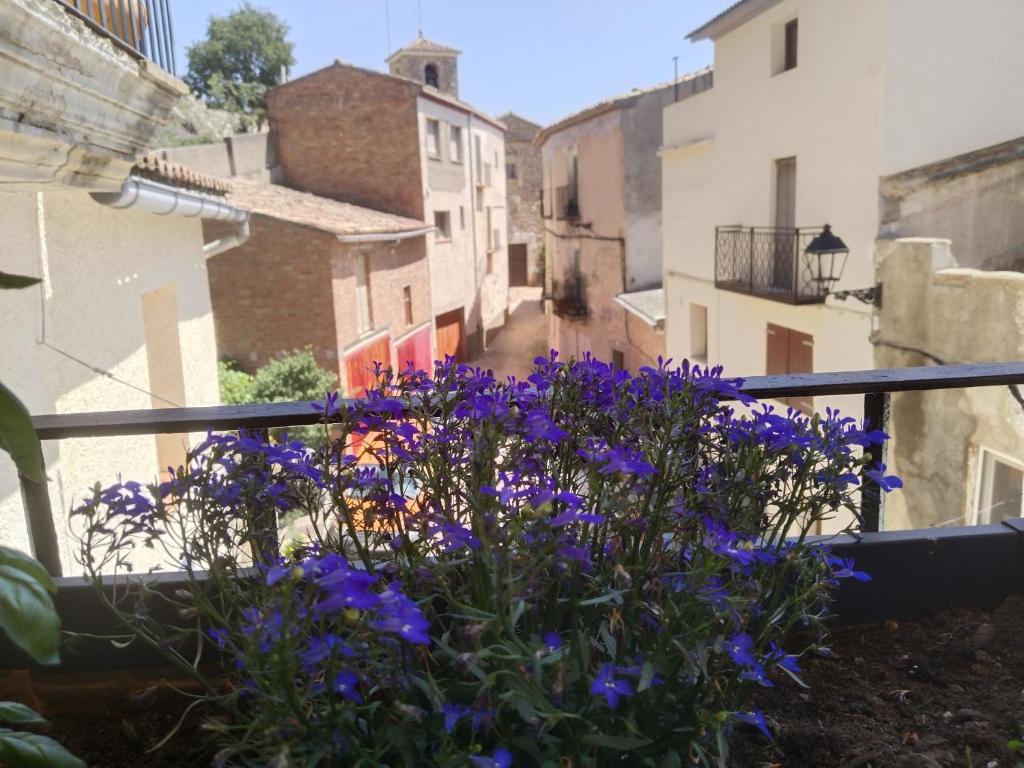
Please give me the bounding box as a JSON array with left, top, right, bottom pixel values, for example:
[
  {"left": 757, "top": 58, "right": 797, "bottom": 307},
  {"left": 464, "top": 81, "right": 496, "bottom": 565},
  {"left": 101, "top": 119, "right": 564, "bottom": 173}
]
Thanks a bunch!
[
  {"left": 22, "top": 362, "right": 1024, "bottom": 576},
  {"left": 714, "top": 225, "right": 826, "bottom": 305},
  {"left": 55, "top": 0, "right": 176, "bottom": 75}
]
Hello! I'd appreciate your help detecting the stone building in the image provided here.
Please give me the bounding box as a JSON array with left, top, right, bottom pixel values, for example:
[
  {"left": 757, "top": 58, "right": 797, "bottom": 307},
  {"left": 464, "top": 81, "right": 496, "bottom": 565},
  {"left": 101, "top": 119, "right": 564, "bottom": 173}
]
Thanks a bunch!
[
  {"left": 267, "top": 36, "right": 509, "bottom": 362},
  {"left": 538, "top": 72, "right": 712, "bottom": 372},
  {"left": 498, "top": 113, "right": 544, "bottom": 287}
]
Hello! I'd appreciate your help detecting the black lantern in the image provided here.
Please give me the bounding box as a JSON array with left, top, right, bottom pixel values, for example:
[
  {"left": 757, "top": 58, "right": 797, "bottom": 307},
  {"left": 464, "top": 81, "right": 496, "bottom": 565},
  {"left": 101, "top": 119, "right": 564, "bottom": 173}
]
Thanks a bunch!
[{"left": 803, "top": 224, "right": 881, "bottom": 306}]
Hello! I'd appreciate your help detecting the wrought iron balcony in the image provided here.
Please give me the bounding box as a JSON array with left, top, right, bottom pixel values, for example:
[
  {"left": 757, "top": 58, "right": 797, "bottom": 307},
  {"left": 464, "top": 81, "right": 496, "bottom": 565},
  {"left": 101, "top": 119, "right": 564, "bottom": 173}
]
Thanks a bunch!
[
  {"left": 56, "top": 0, "right": 176, "bottom": 74},
  {"left": 714, "top": 225, "right": 829, "bottom": 305},
  {"left": 551, "top": 275, "right": 587, "bottom": 319}
]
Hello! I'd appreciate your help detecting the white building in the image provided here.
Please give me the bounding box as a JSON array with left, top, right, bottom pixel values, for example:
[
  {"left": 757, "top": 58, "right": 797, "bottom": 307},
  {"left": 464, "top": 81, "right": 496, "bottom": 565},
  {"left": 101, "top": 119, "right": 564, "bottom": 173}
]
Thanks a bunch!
[{"left": 662, "top": 0, "right": 1024, "bottom": 423}]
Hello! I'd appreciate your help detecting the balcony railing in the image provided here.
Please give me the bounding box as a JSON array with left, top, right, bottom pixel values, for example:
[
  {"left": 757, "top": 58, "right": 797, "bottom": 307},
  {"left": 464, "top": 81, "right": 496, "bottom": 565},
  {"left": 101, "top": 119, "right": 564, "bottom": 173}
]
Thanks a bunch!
[
  {"left": 555, "top": 185, "right": 580, "bottom": 221},
  {"left": 56, "top": 0, "right": 176, "bottom": 75},
  {"left": 551, "top": 275, "right": 587, "bottom": 318},
  {"left": 714, "top": 225, "right": 828, "bottom": 305},
  {"left": 19, "top": 362, "right": 1024, "bottom": 576}
]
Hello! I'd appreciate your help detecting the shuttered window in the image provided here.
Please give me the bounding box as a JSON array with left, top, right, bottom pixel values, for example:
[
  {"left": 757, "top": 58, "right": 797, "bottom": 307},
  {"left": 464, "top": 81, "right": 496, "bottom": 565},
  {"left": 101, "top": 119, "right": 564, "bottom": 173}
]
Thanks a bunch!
[{"left": 766, "top": 323, "right": 813, "bottom": 413}]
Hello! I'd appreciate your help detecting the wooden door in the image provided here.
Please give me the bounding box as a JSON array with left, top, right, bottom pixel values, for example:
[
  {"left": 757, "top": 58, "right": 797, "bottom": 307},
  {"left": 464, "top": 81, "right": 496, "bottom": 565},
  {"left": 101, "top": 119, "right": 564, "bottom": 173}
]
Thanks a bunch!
[
  {"left": 508, "top": 243, "right": 528, "bottom": 286},
  {"left": 435, "top": 308, "right": 465, "bottom": 363},
  {"left": 395, "top": 325, "right": 433, "bottom": 375},
  {"left": 345, "top": 334, "right": 391, "bottom": 397},
  {"left": 766, "top": 323, "right": 813, "bottom": 413}
]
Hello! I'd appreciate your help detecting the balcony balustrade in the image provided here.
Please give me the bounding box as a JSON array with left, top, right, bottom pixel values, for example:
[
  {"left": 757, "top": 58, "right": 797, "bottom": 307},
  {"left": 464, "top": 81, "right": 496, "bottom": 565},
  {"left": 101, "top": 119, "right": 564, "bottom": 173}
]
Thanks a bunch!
[
  {"left": 714, "top": 225, "right": 829, "bottom": 305},
  {"left": 56, "top": 0, "right": 176, "bottom": 74}
]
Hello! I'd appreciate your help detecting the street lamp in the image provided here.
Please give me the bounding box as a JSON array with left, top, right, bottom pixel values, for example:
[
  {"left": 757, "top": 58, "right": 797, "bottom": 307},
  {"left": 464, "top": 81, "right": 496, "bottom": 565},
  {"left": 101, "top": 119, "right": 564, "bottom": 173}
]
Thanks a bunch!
[{"left": 804, "top": 224, "right": 881, "bottom": 307}]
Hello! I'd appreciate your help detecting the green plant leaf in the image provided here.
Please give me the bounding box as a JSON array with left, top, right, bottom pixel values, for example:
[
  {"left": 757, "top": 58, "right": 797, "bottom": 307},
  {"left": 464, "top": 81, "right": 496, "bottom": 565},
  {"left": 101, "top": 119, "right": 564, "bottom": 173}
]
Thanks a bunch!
[
  {"left": 0, "top": 548, "right": 56, "bottom": 595},
  {"left": 0, "top": 703, "right": 47, "bottom": 726},
  {"left": 581, "top": 734, "right": 653, "bottom": 751},
  {"left": 0, "top": 728, "right": 85, "bottom": 768},
  {"left": 0, "top": 273, "right": 41, "bottom": 290},
  {"left": 0, "top": 564, "right": 60, "bottom": 665},
  {"left": 0, "top": 383, "right": 44, "bottom": 484}
]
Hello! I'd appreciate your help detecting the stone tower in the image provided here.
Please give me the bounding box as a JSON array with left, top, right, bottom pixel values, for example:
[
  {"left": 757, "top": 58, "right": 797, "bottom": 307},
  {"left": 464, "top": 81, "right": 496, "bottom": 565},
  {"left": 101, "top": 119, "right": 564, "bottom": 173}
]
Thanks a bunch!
[{"left": 386, "top": 35, "right": 461, "bottom": 98}]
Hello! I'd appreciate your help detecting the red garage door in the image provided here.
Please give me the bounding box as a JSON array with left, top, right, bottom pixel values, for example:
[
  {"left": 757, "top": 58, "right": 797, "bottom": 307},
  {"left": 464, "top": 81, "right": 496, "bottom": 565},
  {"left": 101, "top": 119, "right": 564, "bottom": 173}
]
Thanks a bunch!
[
  {"left": 345, "top": 333, "right": 392, "bottom": 397},
  {"left": 395, "top": 324, "right": 433, "bottom": 376}
]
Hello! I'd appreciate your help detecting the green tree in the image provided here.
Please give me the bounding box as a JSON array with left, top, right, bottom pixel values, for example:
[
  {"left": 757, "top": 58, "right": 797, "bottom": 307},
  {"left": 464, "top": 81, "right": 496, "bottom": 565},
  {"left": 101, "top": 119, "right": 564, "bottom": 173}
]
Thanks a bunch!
[{"left": 184, "top": 3, "right": 295, "bottom": 130}]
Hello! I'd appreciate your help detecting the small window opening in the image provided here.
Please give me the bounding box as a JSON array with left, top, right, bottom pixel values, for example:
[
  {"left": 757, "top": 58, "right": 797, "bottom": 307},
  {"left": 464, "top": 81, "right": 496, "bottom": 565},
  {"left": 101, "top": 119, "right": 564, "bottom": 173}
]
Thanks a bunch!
[{"left": 424, "top": 63, "right": 439, "bottom": 88}]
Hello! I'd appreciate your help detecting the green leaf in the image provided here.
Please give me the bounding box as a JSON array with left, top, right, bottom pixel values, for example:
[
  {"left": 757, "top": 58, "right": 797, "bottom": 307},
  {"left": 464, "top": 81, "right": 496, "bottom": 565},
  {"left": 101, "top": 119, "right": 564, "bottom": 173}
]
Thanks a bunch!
[
  {"left": 638, "top": 661, "right": 656, "bottom": 692},
  {"left": 0, "top": 729, "right": 85, "bottom": 768},
  {"left": 0, "top": 549, "right": 56, "bottom": 595},
  {"left": 0, "top": 383, "right": 44, "bottom": 484},
  {"left": 0, "top": 703, "right": 47, "bottom": 726},
  {"left": 578, "top": 590, "right": 624, "bottom": 607},
  {"left": 581, "top": 734, "right": 653, "bottom": 751},
  {"left": 0, "top": 564, "right": 60, "bottom": 665},
  {"left": 0, "top": 273, "right": 41, "bottom": 290}
]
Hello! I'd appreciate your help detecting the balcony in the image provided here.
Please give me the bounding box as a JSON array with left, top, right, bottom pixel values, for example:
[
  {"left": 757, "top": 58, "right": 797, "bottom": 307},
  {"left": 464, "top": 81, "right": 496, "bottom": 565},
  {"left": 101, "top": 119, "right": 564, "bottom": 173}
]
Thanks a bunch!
[
  {"left": 551, "top": 275, "right": 587, "bottom": 319},
  {"left": 714, "top": 225, "right": 829, "bottom": 305},
  {"left": 555, "top": 185, "right": 581, "bottom": 222},
  {"left": 0, "top": 0, "right": 187, "bottom": 190}
]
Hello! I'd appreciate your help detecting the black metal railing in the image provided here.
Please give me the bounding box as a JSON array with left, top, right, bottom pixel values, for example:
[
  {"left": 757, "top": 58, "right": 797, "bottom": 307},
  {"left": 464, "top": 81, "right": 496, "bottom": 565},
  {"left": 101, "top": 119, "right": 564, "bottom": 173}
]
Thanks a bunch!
[
  {"left": 551, "top": 275, "right": 587, "bottom": 318},
  {"left": 555, "top": 185, "right": 580, "bottom": 221},
  {"left": 56, "top": 0, "right": 176, "bottom": 75},
  {"left": 19, "top": 362, "right": 1024, "bottom": 576},
  {"left": 714, "top": 225, "right": 827, "bottom": 305}
]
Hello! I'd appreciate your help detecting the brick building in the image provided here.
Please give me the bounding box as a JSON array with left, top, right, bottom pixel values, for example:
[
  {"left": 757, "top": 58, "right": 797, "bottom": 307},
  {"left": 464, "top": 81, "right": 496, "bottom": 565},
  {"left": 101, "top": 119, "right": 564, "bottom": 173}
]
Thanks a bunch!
[
  {"left": 267, "top": 36, "right": 509, "bottom": 361},
  {"left": 205, "top": 179, "right": 435, "bottom": 394},
  {"left": 498, "top": 113, "right": 544, "bottom": 287}
]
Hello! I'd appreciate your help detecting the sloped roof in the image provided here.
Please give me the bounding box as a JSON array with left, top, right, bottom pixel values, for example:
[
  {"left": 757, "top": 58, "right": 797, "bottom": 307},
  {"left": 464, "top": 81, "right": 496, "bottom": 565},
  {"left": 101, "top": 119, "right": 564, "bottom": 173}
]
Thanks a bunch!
[
  {"left": 225, "top": 179, "right": 431, "bottom": 239},
  {"left": 614, "top": 288, "right": 666, "bottom": 328},
  {"left": 386, "top": 34, "right": 461, "bottom": 62},
  {"left": 536, "top": 68, "right": 712, "bottom": 145},
  {"left": 134, "top": 154, "right": 232, "bottom": 196},
  {"left": 688, "top": 0, "right": 783, "bottom": 41}
]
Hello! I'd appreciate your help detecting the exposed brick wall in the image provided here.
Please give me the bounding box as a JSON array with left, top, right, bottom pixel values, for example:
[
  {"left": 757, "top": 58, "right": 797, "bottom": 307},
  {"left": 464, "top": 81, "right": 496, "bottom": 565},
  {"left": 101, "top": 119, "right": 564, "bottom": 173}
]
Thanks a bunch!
[
  {"left": 205, "top": 216, "right": 341, "bottom": 376},
  {"left": 267, "top": 65, "right": 425, "bottom": 220}
]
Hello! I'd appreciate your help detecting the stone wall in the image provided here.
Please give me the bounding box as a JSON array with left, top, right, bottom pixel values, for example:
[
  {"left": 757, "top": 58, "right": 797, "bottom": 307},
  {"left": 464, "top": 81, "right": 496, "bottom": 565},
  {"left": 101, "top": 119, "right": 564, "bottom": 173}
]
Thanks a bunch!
[
  {"left": 879, "top": 136, "right": 1024, "bottom": 271},
  {"left": 267, "top": 64, "right": 425, "bottom": 219},
  {"left": 389, "top": 54, "right": 458, "bottom": 98},
  {"left": 500, "top": 113, "right": 544, "bottom": 285},
  {"left": 874, "top": 237, "right": 1024, "bottom": 530}
]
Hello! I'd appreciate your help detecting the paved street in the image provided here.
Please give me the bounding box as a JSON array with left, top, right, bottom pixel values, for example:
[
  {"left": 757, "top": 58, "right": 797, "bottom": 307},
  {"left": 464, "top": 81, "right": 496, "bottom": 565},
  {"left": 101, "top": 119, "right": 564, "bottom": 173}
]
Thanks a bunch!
[{"left": 468, "top": 286, "right": 547, "bottom": 381}]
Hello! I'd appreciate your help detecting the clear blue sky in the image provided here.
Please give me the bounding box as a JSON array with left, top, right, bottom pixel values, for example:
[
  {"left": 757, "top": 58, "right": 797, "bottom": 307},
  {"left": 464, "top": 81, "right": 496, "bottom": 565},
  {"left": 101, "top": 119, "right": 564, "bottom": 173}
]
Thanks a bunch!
[{"left": 172, "top": 1, "right": 725, "bottom": 125}]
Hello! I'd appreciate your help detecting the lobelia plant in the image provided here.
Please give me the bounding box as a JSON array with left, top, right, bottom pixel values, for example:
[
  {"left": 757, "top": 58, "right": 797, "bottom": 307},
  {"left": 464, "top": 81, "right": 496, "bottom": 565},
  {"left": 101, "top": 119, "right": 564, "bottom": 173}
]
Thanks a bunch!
[{"left": 73, "top": 353, "right": 896, "bottom": 766}]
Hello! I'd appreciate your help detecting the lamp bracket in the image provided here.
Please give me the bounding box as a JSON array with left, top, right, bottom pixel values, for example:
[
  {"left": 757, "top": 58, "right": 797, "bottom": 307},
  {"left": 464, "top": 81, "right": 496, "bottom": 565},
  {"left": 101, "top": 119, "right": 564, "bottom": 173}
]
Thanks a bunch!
[{"left": 830, "top": 283, "right": 882, "bottom": 308}]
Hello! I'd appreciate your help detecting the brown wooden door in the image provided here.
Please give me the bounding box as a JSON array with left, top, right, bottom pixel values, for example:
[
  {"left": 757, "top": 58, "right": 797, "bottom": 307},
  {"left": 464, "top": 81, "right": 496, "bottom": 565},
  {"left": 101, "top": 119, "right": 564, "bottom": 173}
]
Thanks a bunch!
[
  {"left": 508, "top": 243, "right": 528, "bottom": 286},
  {"left": 766, "top": 323, "right": 813, "bottom": 413},
  {"left": 435, "top": 308, "right": 465, "bottom": 363}
]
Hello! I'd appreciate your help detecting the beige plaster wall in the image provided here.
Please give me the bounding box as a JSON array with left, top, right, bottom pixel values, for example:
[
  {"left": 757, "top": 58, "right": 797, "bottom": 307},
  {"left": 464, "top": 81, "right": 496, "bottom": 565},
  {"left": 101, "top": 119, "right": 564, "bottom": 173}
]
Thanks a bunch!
[
  {"left": 875, "top": 238, "right": 1024, "bottom": 531},
  {"left": 0, "top": 190, "right": 219, "bottom": 572}
]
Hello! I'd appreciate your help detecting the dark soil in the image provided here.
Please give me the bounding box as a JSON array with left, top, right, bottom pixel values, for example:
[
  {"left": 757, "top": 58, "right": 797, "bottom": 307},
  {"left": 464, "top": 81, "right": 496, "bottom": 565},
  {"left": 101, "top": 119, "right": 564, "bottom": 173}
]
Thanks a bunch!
[{"left": 731, "top": 595, "right": 1024, "bottom": 767}]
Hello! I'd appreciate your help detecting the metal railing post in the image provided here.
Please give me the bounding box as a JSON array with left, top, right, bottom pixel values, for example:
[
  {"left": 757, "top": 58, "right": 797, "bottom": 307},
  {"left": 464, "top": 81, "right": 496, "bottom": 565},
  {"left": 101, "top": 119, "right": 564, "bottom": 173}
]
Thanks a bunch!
[
  {"left": 747, "top": 227, "right": 754, "bottom": 293},
  {"left": 860, "top": 391, "right": 891, "bottom": 532},
  {"left": 18, "top": 458, "right": 63, "bottom": 577}
]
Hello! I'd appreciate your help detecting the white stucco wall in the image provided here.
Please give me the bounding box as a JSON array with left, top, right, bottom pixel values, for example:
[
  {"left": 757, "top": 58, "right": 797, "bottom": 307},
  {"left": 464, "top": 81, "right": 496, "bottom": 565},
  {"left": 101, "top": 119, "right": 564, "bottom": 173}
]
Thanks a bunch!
[
  {"left": 880, "top": 0, "right": 1024, "bottom": 175},
  {"left": 0, "top": 190, "right": 220, "bottom": 572},
  {"left": 417, "top": 97, "right": 508, "bottom": 351}
]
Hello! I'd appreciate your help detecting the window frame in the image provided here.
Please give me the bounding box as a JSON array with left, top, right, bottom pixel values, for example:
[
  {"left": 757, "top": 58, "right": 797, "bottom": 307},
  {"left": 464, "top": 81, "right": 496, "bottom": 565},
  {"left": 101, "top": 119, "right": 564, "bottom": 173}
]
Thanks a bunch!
[
  {"left": 973, "top": 447, "right": 1024, "bottom": 525},
  {"left": 449, "top": 124, "right": 464, "bottom": 164},
  {"left": 353, "top": 251, "right": 373, "bottom": 336},
  {"left": 433, "top": 210, "right": 452, "bottom": 242},
  {"left": 425, "top": 118, "right": 442, "bottom": 160}
]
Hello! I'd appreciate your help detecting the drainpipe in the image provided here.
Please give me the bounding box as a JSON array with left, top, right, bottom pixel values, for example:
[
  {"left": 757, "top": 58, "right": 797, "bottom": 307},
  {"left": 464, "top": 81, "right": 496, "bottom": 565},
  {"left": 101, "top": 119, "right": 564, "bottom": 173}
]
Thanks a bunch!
[
  {"left": 91, "top": 176, "right": 251, "bottom": 256},
  {"left": 467, "top": 111, "right": 482, "bottom": 351}
]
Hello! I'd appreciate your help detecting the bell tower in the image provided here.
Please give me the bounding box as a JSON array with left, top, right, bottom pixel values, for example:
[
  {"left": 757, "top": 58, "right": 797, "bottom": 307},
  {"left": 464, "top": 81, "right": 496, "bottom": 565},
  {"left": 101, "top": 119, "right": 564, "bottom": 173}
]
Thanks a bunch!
[{"left": 386, "top": 35, "right": 461, "bottom": 98}]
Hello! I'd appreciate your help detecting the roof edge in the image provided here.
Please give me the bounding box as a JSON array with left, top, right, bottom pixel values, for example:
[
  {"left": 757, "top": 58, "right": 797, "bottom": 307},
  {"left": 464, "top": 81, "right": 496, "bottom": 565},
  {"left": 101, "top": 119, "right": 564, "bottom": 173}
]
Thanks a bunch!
[{"left": 687, "top": 0, "right": 783, "bottom": 42}]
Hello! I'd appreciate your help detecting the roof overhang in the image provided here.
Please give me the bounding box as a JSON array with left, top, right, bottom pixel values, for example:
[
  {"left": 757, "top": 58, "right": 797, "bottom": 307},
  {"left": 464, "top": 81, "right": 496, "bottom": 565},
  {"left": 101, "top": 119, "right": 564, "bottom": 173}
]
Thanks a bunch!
[
  {"left": 337, "top": 225, "right": 436, "bottom": 243},
  {"left": 91, "top": 176, "right": 249, "bottom": 223},
  {"left": 688, "top": 0, "right": 783, "bottom": 41},
  {"left": 614, "top": 288, "right": 666, "bottom": 329}
]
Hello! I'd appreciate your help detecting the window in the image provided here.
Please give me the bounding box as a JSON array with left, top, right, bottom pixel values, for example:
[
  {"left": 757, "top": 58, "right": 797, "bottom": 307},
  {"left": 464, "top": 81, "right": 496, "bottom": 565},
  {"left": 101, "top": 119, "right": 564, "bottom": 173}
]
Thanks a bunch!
[
  {"left": 612, "top": 350, "right": 625, "bottom": 370},
  {"left": 506, "top": 162, "right": 517, "bottom": 180},
  {"left": 784, "top": 19, "right": 798, "bottom": 71},
  {"left": 425, "top": 118, "right": 441, "bottom": 159},
  {"left": 403, "top": 285, "right": 413, "bottom": 326},
  {"left": 434, "top": 210, "right": 451, "bottom": 240},
  {"left": 424, "top": 63, "right": 439, "bottom": 88},
  {"left": 486, "top": 207, "right": 501, "bottom": 251},
  {"left": 474, "top": 135, "right": 482, "bottom": 179},
  {"left": 449, "top": 125, "right": 463, "bottom": 163},
  {"left": 568, "top": 152, "right": 580, "bottom": 213},
  {"left": 765, "top": 323, "right": 813, "bottom": 413},
  {"left": 689, "top": 303, "right": 708, "bottom": 362},
  {"left": 486, "top": 251, "right": 494, "bottom": 275},
  {"left": 354, "top": 251, "right": 372, "bottom": 335},
  {"left": 772, "top": 18, "right": 798, "bottom": 75},
  {"left": 475, "top": 187, "right": 484, "bottom": 212},
  {"left": 974, "top": 449, "right": 1024, "bottom": 524},
  {"left": 459, "top": 206, "right": 465, "bottom": 229}
]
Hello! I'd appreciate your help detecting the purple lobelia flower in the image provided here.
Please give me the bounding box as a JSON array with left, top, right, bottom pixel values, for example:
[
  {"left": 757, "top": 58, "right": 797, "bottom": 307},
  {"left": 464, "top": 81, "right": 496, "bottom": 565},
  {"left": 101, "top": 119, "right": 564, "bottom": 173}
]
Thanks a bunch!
[{"left": 590, "top": 664, "right": 635, "bottom": 709}]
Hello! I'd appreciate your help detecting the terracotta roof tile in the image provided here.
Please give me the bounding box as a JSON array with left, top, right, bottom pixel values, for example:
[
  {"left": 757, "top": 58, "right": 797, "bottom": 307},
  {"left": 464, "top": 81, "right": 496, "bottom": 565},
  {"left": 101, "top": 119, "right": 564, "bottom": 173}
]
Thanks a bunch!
[
  {"left": 134, "top": 154, "right": 232, "bottom": 195},
  {"left": 225, "top": 179, "right": 431, "bottom": 237}
]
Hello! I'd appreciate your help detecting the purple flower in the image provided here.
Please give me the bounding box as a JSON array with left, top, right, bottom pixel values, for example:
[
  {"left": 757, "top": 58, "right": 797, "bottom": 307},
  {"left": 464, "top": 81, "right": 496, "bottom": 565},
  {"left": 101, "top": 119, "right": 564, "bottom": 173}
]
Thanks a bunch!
[
  {"left": 430, "top": 521, "right": 481, "bottom": 553},
  {"left": 370, "top": 585, "right": 430, "bottom": 645},
  {"left": 469, "top": 747, "right": 513, "bottom": 768},
  {"left": 548, "top": 510, "right": 604, "bottom": 527},
  {"left": 735, "top": 709, "right": 772, "bottom": 739},
  {"left": 442, "top": 703, "right": 469, "bottom": 733},
  {"left": 764, "top": 641, "right": 801, "bottom": 674},
  {"left": 542, "top": 632, "right": 562, "bottom": 651},
  {"left": 332, "top": 671, "right": 362, "bottom": 703},
  {"left": 590, "top": 664, "right": 635, "bottom": 709},
  {"left": 864, "top": 463, "right": 903, "bottom": 492},
  {"left": 723, "top": 633, "right": 756, "bottom": 667},
  {"left": 827, "top": 556, "right": 871, "bottom": 582}
]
